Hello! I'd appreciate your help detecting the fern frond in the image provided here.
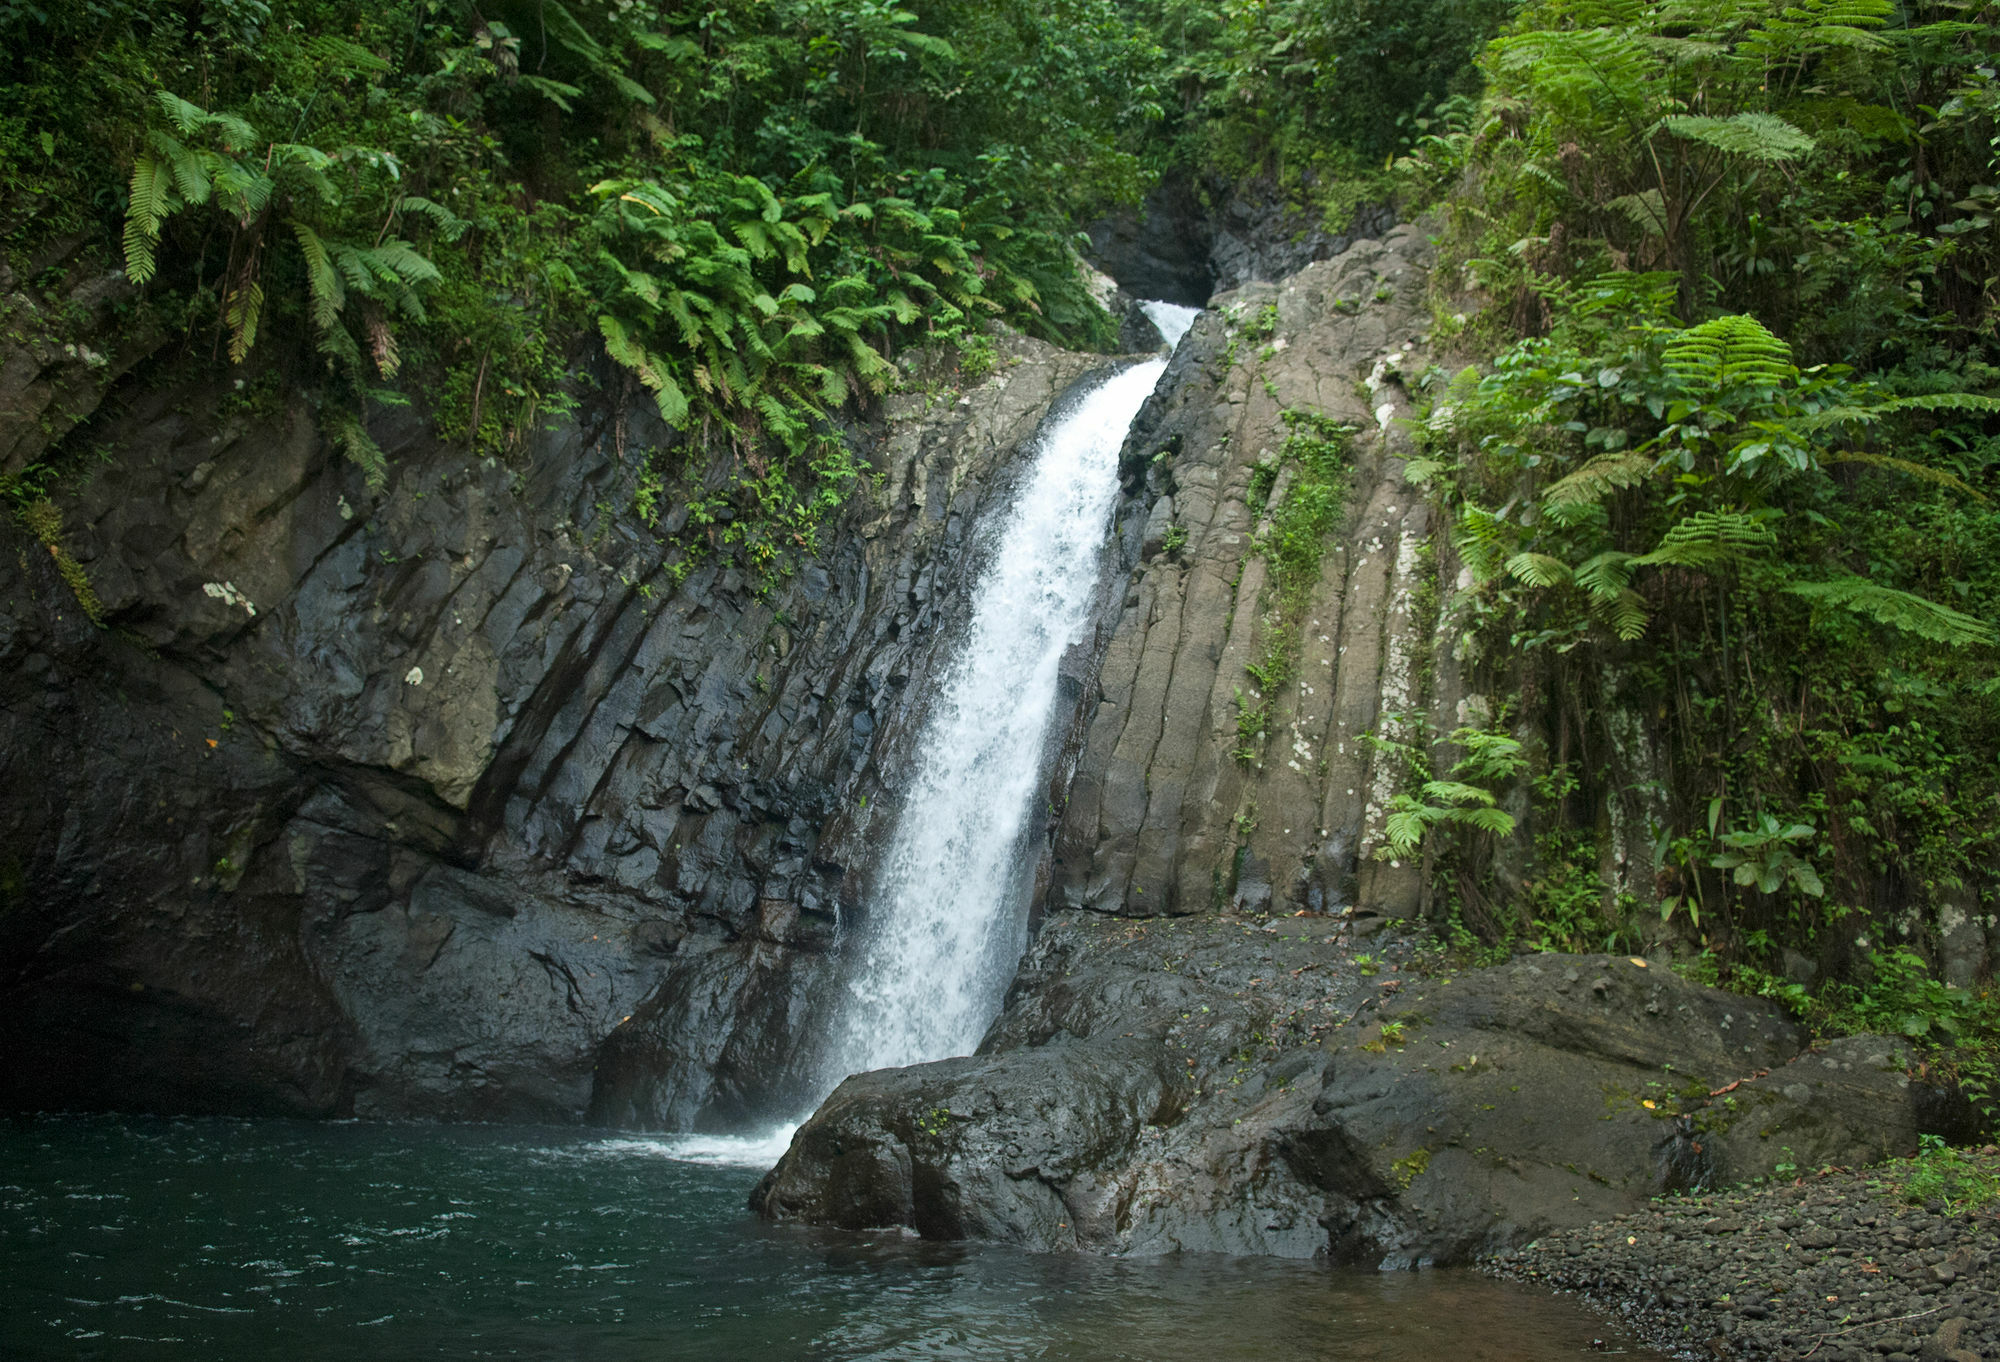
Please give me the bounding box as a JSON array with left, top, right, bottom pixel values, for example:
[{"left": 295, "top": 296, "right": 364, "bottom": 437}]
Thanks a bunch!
[
  {"left": 154, "top": 90, "right": 209, "bottom": 137},
  {"left": 224, "top": 279, "right": 264, "bottom": 363},
  {"left": 1572, "top": 551, "right": 1635, "bottom": 598},
  {"left": 325, "top": 410, "right": 389, "bottom": 491},
  {"left": 1592, "top": 586, "right": 1650, "bottom": 640},
  {"left": 1630, "top": 510, "right": 1777, "bottom": 568},
  {"left": 1785, "top": 576, "right": 1994, "bottom": 646},
  {"left": 1506, "top": 552, "right": 1574, "bottom": 587},
  {"left": 147, "top": 130, "right": 211, "bottom": 205},
  {"left": 1660, "top": 112, "right": 1816, "bottom": 163},
  {"left": 306, "top": 34, "right": 392, "bottom": 73},
  {"left": 1543, "top": 449, "right": 1656, "bottom": 515},
  {"left": 123, "top": 152, "right": 175, "bottom": 285},
  {"left": 393, "top": 195, "right": 468, "bottom": 242},
  {"left": 1451, "top": 806, "right": 1518, "bottom": 835},
  {"left": 1825, "top": 451, "right": 1990, "bottom": 502},
  {"left": 1663, "top": 315, "right": 1794, "bottom": 390},
  {"left": 365, "top": 240, "right": 441, "bottom": 287},
  {"left": 1456, "top": 503, "right": 1516, "bottom": 582},
  {"left": 599, "top": 314, "right": 690, "bottom": 426},
  {"left": 1420, "top": 780, "right": 1498, "bottom": 808},
  {"left": 289, "top": 220, "right": 345, "bottom": 331},
  {"left": 1793, "top": 391, "right": 2000, "bottom": 431}
]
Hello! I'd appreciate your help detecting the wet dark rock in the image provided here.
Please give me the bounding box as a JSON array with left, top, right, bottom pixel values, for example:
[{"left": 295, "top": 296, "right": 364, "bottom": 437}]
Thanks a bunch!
[
  {"left": 753, "top": 919, "right": 1934, "bottom": 1265},
  {"left": 0, "top": 325, "right": 1118, "bottom": 1125},
  {"left": 1084, "top": 170, "right": 1401, "bottom": 305}
]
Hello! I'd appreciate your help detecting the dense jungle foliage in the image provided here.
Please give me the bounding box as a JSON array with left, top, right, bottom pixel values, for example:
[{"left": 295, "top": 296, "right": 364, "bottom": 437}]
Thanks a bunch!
[
  {"left": 1388, "top": 0, "right": 2000, "bottom": 1109},
  {"left": 1, "top": 0, "right": 1161, "bottom": 567}
]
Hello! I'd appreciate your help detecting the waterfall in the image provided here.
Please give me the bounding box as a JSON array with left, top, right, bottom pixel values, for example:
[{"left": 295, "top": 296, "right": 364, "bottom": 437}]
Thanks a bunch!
[{"left": 823, "top": 301, "right": 1202, "bottom": 1082}]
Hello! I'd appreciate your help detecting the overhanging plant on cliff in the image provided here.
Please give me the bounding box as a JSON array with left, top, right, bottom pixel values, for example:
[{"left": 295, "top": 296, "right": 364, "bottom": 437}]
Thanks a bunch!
[{"left": 6, "top": 0, "right": 1156, "bottom": 542}]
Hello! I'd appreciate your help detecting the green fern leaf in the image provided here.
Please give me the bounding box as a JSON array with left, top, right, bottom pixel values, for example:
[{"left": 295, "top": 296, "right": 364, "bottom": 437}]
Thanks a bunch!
[
  {"left": 1593, "top": 587, "right": 1651, "bottom": 640},
  {"left": 1785, "top": 577, "right": 1995, "bottom": 646},
  {"left": 289, "top": 221, "right": 345, "bottom": 330},
  {"left": 1505, "top": 552, "right": 1574, "bottom": 587},
  {"left": 1630, "top": 510, "right": 1777, "bottom": 569},
  {"left": 325, "top": 410, "right": 389, "bottom": 491},
  {"left": 599, "top": 315, "right": 690, "bottom": 426},
  {"left": 1572, "top": 551, "right": 1636, "bottom": 598},
  {"left": 305, "top": 35, "right": 392, "bottom": 73},
  {"left": 1825, "top": 452, "right": 1990, "bottom": 503},
  {"left": 1663, "top": 315, "right": 1794, "bottom": 390},
  {"left": 1543, "top": 449, "right": 1656, "bottom": 515},
  {"left": 224, "top": 279, "right": 264, "bottom": 363},
  {"left": 122, "top": 152, "right": 175, "bottom": 284},
  {"left": 1661, "top": 112, "right": 1815, "bottom": 163}
]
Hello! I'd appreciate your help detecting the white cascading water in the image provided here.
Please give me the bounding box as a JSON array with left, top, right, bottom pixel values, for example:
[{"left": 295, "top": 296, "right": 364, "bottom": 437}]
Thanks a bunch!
[
  {"left": 823, "top": 300, "right": 1202, "bottom": 1082},
  {"left": 653, "top": 301, "right": 1199, "bottom": 1166}
]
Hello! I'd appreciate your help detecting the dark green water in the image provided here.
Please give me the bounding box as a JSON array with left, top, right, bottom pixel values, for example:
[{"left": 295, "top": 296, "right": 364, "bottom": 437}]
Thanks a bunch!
[{"left": 1, "top": 1116, "right": 1661, "bottom": 1360}]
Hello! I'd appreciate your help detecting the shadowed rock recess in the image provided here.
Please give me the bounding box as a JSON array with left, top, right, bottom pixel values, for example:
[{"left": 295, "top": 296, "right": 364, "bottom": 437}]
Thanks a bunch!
[{"left": 751, "top": 226, "right": 1947, "bottom": 1264}]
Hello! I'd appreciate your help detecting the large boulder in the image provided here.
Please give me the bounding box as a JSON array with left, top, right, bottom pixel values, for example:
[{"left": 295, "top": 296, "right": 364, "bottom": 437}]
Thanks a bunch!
[{"left": 754, "top": 916, "right": 1927, "bottom": 1266}]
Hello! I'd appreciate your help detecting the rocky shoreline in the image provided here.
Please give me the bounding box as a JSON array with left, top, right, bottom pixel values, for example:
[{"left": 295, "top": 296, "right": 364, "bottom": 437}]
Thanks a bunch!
[{"left": 1489, "top": 1151, "right": 2000, "bottom": 1360}]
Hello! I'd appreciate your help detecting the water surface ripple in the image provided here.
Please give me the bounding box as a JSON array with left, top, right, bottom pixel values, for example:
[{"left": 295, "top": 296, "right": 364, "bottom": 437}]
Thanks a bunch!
[{"left": 3, "top": 1116, "right": 1663, "bottom": 1360}]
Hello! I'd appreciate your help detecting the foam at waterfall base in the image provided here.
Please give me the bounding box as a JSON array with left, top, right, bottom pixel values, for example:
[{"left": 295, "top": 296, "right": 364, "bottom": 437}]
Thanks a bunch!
[{"left": 585, "top": 1125, "right": 799, "bottom": 1168}]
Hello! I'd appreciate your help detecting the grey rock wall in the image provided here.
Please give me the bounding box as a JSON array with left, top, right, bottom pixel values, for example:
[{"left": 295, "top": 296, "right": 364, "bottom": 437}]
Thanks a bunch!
[
  {"left": 1054, "top": 222, "right": 1445, "bottom": 926},
  {"left": 0, "top": 329, "right": 1121, "bottom": 1126}
]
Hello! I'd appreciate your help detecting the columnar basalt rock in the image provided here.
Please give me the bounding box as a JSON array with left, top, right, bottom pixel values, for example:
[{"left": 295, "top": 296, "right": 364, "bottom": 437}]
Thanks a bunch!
[
  {"left": 753, "top": 226, "right": 1947, "bottom": 1264},
  {"left": 1052, "top": 222, "right": 1445, "bottom": 924},
  {"left": 0, "top": 328, "right": 1117, "bottom": 1124}
]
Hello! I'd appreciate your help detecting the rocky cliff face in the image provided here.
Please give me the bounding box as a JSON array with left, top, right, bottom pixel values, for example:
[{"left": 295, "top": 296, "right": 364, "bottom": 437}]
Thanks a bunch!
[
  {"left": 750, "top": 225, "right": 1957, "bottom": 1263},
  {"left": 0, "top": 326, "right": 1120, "bottom": 1125},
  {"left": 1055, "top": 222, "right": 1444, "bottom": 926}
]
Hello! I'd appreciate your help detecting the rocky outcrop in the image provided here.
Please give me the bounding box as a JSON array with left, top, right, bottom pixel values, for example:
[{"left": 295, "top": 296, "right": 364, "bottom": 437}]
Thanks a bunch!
[
  {"left": 0, "top": 327, "right": 1121, "bottom": 1124},
  {"left": 0, "top": 245, "right": 165, "bottom": 478},
  {"left": 754, "top": 917, "right": 1932, "bottom": 1265},
  {"left": 1055, "top": 221, "right": 1444, "bottom": 924}
]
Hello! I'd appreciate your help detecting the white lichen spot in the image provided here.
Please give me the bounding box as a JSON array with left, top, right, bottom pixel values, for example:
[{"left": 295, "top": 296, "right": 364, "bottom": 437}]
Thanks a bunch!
[
  {"left": 337, "top": 495, "right": 355, "bottom": 521},
  {"left": 202, "top": 581, "right": 257, "bottom": 616},
  {"left": 405, "top": 666, "right": 425, "bottom": 686}
]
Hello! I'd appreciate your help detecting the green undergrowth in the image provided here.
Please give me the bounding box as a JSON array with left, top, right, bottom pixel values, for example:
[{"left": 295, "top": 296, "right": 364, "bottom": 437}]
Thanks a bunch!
[
  {"left": 1367, "top": 0, "right": 2000, "bottom": 1106},
  {"left": 1233, "top": 408, "right": 1353, "bottom": 765},
  {"left": 2, "top": 0, "right": 1153, "bottom": 582},
  {"left": 1888, "top": 1134, "right": 2000, "bottom": 1211}
]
